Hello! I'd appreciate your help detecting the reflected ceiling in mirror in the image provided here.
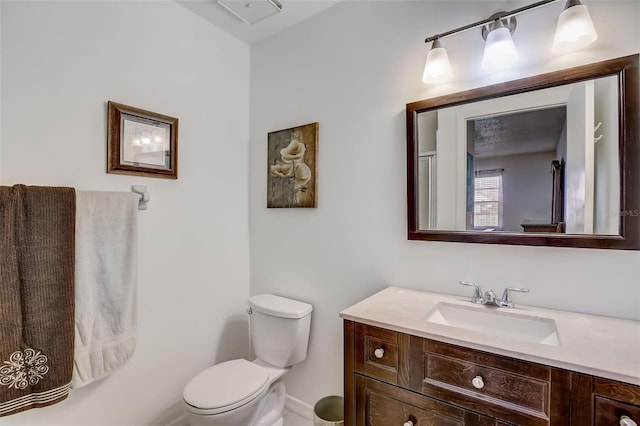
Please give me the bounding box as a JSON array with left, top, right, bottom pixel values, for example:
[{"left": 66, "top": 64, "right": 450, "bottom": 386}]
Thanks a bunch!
[
  {"left": 407, "top": 55, "right": 639, "bottom": 250},
  {"left": 472, "top": 106, "right": 566, "bottom": 158}
]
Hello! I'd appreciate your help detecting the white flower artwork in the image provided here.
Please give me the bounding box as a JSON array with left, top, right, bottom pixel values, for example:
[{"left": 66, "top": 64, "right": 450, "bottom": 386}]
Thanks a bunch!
[{"left": 268, "top": 123, "right": 318, "bottom": 208}]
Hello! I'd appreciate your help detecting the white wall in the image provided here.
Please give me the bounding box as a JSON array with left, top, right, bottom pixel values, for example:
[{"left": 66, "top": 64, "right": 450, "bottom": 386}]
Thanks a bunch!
[
  {"left": 250, "top": 0, "right": 640, "bottom": 409},
  {"left": 434, "top": 105, "right": 461, "bottom": 230},
  {"left": 1, "top": 1, "right": 250, "bottom": 425},
  {"left": 594, "top": 75, "right": 620, "bottom": 234},
  {"left": 565, "top": 80, "right": 595, "bottom": 233}
]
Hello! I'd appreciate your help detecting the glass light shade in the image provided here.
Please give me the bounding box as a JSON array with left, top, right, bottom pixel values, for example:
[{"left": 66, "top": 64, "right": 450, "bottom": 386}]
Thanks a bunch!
[
  {"left": 422, "top": 40, "right": 453, "bottom": 84},
  {"left": 481, "top": 26, "right": 518, "bottom": 71},
  {"left": 552, "top": 4, "right": 597, "bottom": 53}
]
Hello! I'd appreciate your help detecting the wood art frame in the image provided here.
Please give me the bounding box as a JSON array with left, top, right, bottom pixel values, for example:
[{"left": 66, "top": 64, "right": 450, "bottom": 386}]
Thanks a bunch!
[
  {"left": 267, "top": 122, "right": 318, "bottom": 208},
  {"left": 107, "top": 101, "right": 178, "bottom": 179}
]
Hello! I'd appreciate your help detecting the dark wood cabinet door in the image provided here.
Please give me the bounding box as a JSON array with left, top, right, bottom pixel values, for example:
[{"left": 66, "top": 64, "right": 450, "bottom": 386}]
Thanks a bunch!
[
  {"left": 414, "top": 338, "right": 570, "bottom": 426},
  {"left": 353, "top": 323, "right": 411, "bottom": 387},
  {"left": 595, "top": 396, "right": 640, "bottom": 425},
  {"left": 356, "top": 375, "right": 503, "bottom": 426},
  {"left": 572, "top": 373, "right": 640, "bottom": 426}
]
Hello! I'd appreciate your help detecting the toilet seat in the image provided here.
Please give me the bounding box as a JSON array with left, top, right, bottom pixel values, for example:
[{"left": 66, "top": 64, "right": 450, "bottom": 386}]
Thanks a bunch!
[{"left": 183, "top": 359, "right": 270, "bottom": 415}]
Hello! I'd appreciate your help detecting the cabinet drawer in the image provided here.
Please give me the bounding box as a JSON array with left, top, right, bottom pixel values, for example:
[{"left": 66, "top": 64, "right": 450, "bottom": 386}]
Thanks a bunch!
[
  {"left": 417, "top": 339, "right": 569, "bottom": 425},
  {"left": 595, "top": 396, "right": 640, "bottom": 425},
  {"left": 356, "top": 375, "right": 503, "bottom": 426},
  {"left": 354, "top": 323, "right": 408, "bottom": 386}
]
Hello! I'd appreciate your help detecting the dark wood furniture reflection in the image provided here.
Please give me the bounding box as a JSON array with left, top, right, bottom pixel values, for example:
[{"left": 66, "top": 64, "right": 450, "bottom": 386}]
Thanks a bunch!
[
  {"left": 344, "top": 320, "right": 640, "bottom": 425},
  {"left": 550, "top": 160, "right": 565, "bottom": 226},
  {"left": 521, "top": 159, "right": 566, "bottom": 233},
  {"left": 521, "top": 223, "right": 564, "bottom": 233}
]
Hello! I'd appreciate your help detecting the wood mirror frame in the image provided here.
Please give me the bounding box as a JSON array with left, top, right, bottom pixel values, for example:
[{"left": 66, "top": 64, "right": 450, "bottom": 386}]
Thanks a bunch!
[{"left": 406, "top": 54, "right": 639, "bottom": 250}]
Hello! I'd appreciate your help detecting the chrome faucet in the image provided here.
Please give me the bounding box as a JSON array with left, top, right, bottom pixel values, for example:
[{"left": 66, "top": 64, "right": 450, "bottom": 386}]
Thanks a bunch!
[
  {"left": 459, "top": 281, "right": 529, "bottom": 308},
  {"left": 459, "top": 281, "right": 485, "bottom": 304}
]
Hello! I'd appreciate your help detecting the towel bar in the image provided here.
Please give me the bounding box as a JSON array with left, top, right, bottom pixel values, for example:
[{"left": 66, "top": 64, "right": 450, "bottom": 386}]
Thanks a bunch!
[{"left": 131, "top": 185, "right": 150, "bottom": 210}]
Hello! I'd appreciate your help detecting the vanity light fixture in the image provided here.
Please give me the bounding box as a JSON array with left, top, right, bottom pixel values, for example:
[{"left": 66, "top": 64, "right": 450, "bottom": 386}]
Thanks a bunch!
[
  {"left": 421, "top": 0, "right": 598, "bottom": 84},
  {"left": 481, "top": 16, "right": 518, "bottom": 71},
  {"left": 422, "top": 39, "right": 453, "bottom": 84},
  {"left": 552, "top": 0, "right": 598, "bottom": 53}
]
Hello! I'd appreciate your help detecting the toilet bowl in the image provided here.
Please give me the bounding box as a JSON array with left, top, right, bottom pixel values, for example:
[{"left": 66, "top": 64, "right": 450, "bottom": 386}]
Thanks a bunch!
[
  {"left": 183, "top": 359, "right": 288, "bottom": 426},
  {"left": 182, "top": 294, "right": 312, "bottom": 426}
]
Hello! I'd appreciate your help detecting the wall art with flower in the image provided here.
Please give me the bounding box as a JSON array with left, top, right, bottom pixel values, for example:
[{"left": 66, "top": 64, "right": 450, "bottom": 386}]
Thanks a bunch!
[{"left": 268, "top": 122, "right": 318, "bottom": 208}]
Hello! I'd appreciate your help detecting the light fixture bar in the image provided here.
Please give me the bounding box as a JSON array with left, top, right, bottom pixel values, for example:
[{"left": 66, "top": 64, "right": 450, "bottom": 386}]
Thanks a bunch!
[{"left": 424, "top": 0, "right": 561, "bottom": 43}]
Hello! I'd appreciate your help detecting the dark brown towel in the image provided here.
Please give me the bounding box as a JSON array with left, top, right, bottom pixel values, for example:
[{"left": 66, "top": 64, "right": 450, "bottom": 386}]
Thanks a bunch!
[{"left": 0, "top": 185, "right": 75, "bottom": 416}]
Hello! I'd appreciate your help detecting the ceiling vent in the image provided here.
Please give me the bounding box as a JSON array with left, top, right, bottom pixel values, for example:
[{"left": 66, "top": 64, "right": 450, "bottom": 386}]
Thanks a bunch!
[{"left": 217, "top": 0, "right": 283, "bottom": 25}]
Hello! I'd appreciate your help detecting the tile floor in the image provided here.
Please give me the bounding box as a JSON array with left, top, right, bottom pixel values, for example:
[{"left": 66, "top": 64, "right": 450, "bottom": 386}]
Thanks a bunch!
[{"left": 283, "top": 409, "right": 313, "bottom": 426}]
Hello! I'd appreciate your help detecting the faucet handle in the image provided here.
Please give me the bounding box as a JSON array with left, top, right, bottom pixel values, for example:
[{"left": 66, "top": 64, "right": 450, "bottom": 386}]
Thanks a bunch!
[
  {"left": 500, "top": 287, "right": 530, "bottom": 308},
  {"left": 459, "top": 281, "right": 484, "bottom": 304}
]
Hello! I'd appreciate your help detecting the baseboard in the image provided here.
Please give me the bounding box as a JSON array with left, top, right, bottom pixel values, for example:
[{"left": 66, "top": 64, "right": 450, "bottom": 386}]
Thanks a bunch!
[
  {"left": 164, "top": 394, "right": 313, "bottom": 425},
  {"left": 285, "top": 394, "right": 314, "bottom": 420},
  {"left": 149, "top": 400, "right": 185, "bottom": 426},
  {"left": 165, "top": 415, "right": 185, "bottom": 426}
]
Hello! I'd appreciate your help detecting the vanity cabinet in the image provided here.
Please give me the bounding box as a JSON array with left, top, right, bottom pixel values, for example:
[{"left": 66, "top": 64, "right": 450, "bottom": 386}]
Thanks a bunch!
[
  {"left": 571, "top": 374, "right": 640, "bottom": 425},
  {"left": 344, "top": 320, "right": 640, "bottom": 426},
  {"left": 356, "top": 375, "right": 505, "bottom": 425}
]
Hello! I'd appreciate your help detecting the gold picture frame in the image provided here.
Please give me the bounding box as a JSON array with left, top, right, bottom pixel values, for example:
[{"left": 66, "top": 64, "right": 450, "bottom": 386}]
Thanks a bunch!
[{"left": 107, "top": 101, "right": 178, "bottom": 179}]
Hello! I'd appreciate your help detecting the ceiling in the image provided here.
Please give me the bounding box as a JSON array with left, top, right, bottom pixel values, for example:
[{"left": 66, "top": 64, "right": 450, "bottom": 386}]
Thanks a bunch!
[
  {"left": 177, "top": 0, "right": 342, "bottom": 44},
  {"left": 472, "top": 106, "right": 567, "bottom": 158}
]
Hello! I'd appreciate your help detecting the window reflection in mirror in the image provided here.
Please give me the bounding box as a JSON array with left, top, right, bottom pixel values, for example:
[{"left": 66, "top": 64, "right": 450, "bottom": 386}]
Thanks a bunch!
[{"left": 416, "top": 75, "right": 619, "bottom": 236}]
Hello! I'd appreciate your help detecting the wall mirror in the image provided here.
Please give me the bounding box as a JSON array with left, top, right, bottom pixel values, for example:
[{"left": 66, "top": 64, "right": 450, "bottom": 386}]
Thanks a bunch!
[{"left": 406, "top": 55, "right": 638, "bottom": 249}]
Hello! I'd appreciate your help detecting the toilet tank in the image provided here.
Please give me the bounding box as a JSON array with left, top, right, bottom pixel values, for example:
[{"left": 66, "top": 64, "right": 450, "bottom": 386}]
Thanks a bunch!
[{"left": 248, "top": 294, "right": 312, "bottom": 368}]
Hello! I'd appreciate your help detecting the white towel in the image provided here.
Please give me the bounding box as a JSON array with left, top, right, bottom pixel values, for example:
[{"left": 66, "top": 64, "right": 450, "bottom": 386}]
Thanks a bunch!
[{"left": 72, "top": 191, "right": 139, "bottom": 388}]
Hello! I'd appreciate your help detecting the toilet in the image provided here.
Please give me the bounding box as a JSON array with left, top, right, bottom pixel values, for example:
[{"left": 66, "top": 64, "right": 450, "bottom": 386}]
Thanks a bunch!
[{"left": 182, "top": 294, "right": 313, "bottom": 426}]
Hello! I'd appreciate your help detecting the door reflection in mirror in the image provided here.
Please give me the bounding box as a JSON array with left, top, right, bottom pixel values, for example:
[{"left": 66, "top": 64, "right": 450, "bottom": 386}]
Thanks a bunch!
[{"left": 416, "top": 75, "right": 619, "bottom": 236}]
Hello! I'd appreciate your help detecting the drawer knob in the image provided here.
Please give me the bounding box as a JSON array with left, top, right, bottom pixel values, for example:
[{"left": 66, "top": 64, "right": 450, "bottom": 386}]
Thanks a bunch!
[
  {"left": 621, "top": 416, "right": 637, "bottom": 426},
  {"left": 472, "top": 375, "right": 485, "bottom": 389},
  {"left": 374, "top": 348, "right": 385, "bottom": 359},
  {"left": 403, "top": 415, "right": 416, "bottom": 426}
]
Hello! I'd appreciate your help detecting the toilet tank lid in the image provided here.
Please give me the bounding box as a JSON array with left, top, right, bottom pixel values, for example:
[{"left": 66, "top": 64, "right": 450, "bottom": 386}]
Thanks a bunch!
[{"left": 249, "top": 294, "right": 313, "bottom": 319}]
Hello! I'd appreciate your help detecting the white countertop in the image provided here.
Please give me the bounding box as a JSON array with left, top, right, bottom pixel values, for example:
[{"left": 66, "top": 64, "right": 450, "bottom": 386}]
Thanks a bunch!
[{"left": 339, "top": 287, "right": 640, "bottom": 386}]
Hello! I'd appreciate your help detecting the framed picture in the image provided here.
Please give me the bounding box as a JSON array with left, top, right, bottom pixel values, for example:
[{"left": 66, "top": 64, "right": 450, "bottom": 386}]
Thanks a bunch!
[
  {"left": 268, "top": 122, "right": 318, "bottom": 208},
  {"left": 107, "top": 101, "right": 178, "bottom": 179}
]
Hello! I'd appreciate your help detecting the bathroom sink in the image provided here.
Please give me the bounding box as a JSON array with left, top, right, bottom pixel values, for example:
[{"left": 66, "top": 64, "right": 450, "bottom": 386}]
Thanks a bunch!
[{"left": 425, "top": 302, "right": 560, "bottom": 346}]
